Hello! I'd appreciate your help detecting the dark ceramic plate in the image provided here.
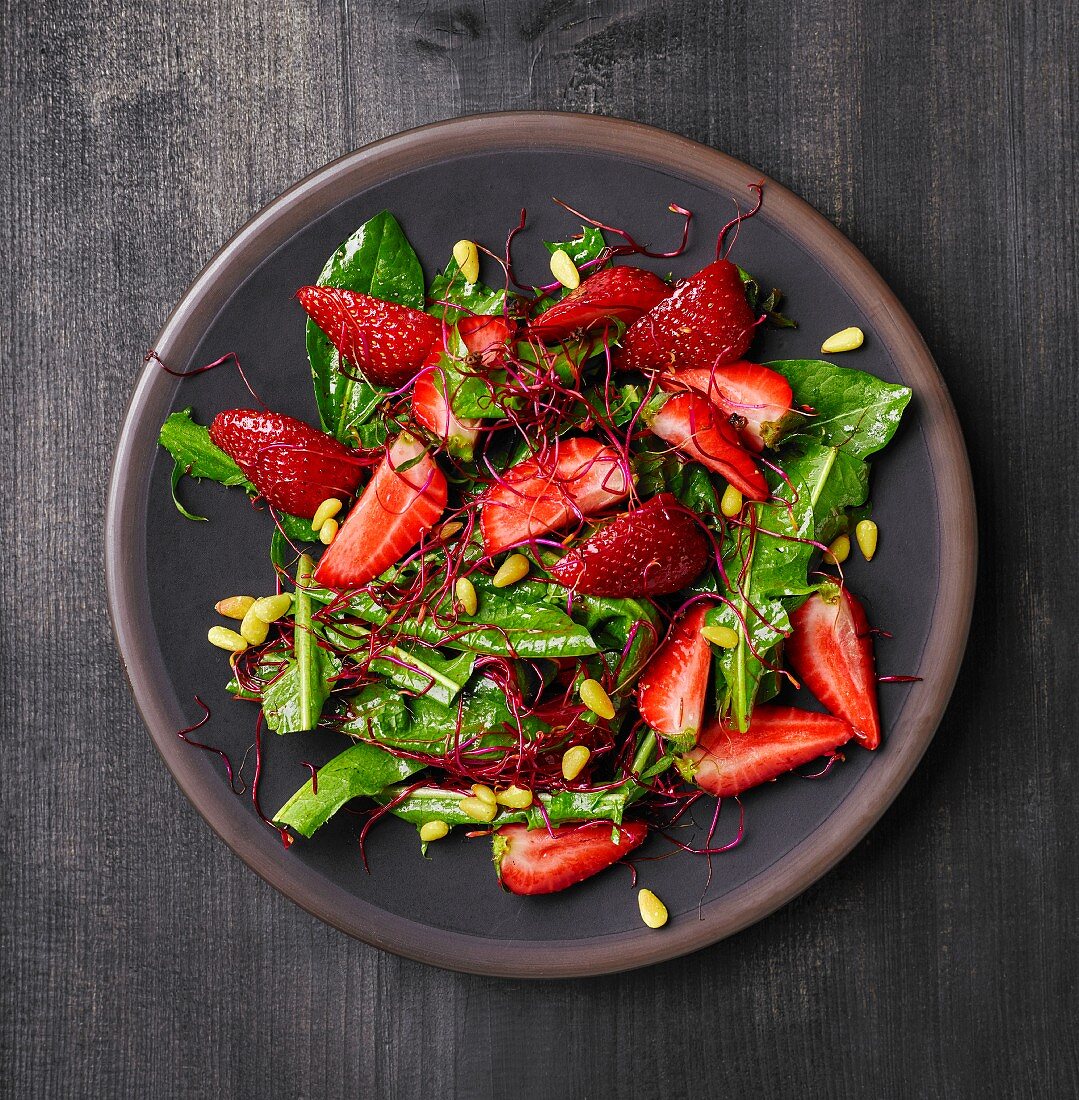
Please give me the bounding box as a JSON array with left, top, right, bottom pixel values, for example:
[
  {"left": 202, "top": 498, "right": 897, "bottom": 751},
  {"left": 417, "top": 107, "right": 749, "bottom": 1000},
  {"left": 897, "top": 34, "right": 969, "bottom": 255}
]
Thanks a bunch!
[{"left": 106, "top": 113, "right": 975, "bottom": 977}]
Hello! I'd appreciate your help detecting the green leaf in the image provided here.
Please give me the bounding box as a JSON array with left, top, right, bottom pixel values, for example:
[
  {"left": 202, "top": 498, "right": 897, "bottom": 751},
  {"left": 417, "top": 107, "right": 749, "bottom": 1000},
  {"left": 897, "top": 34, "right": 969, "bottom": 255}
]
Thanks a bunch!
[
  {"left": 265, "top": 553, "right": 335, "bottom": 733},
  {"left": 533, "top": 226, "right": 607, "bottom": 312},
  {"left": 159, "top": 408, "right": 254, "bottom": 519},
  {"left": 571, "top": 594, "right": 663, "bottom": 689},
  {"left": 272, "top": 740, "right": 425, "bottom": 838},
  {"left": 740, "top": 474, "right": 818, "bottom": 599},
  {"left": 706, "top": 597, "right": 791, "bottom": 732},
  {"left": 427, "top": 258, "right": 507, "bottom": 323},
  {"left": 307, "top": 211, "right": 424, "bottom": 441},
  {"left": 766, "top": 359, "right": 911, "bottom": 459},
  {"left": 782, "top": 442, "right": 870, "bottom": 545}
]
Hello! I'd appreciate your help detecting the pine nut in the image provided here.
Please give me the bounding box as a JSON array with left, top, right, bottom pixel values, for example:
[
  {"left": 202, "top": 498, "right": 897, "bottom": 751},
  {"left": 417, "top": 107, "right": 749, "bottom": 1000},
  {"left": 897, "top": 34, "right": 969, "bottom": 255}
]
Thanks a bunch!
[
  {"left": 561, "top": 745, "right": 591, "bottom": 781},
  {"left": 720, "top": 485, "right": 743, "bottom": 518},
  {"left": 459, "top": 795, "right": 498, "bottom": 822},
  {"left": 239, "top": 604, "right": 270, "bottom": 645},
  {"left": 492, "top": 553, "right": 529, "bottom": 588},
  {"left": 312, "top": 497, "right": 343, "bottom": 531},
  {"left": 550, "top": 248, "right": 581, "bottom": 290},
  {"left": 455, "top": 576, "right": 478, "bottom": 616},
  {"left": 494, "top": 785, "right": 533, "bottom": 809},
  {"left": 207, "top": 626, "right": 247, "bottom": 653},
  {"left": 252, "top": 593, "right": 292, "bottom": 623},
  {"left": 452, "top": 239, "right": 480, "bottom": 284},
  {"left": 855, "top": 519, "right": 878, "bottom": 561},
  {"left": 471, "top": 783, "right": 497, "bottom": 808},
  {"left": 420, "top": 820, "right": 450, "bottom": 843},
  {"left": 579, "top": 678, "right": 615, "bottom": 720},
  {"left": 638, "top": 888, "right": 669, "bottom": 929},
  {"left": 701, "top": 624, "right": 739, "bottom": 649},
  {"left": 440, "top": 521, "right": 464, "bottom": 539},
  {"left": 318, "top": 517, "right": 339, "bottom": 545},
  {"left": 821, "top": 327, "right": 864, "bottom": 354},
  {"left": 215, "top": 596, "right": 254, "bottom": 620},
  {"left": 824, "top": 534, "right": 851, "bottom": 564}
]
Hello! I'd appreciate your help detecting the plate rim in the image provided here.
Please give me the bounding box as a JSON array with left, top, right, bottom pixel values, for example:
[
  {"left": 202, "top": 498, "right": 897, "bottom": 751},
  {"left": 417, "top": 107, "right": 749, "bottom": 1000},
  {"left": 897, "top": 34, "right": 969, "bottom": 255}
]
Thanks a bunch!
[{"left": 106, "top": 111, "right": 977, "bottom": 978}]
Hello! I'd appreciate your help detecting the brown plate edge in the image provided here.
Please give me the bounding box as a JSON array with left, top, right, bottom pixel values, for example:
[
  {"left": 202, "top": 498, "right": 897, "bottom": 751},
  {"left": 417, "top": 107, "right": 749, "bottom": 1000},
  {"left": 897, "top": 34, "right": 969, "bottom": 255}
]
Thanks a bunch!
[{"left": 105, "top": 111, "right": 977, "bottom": 979}]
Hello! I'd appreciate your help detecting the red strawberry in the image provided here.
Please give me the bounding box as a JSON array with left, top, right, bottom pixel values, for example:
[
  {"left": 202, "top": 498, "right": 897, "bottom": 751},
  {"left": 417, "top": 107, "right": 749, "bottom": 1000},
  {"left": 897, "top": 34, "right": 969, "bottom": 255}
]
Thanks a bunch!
[
  {"left": 645, "top": 392, "right": 769, "bottom": 500},
  {"left": 786, "top": 587, "right": 881, "bottom": 748},
  {"left": 548, "top": 493, "right": 709, "bottom": 597},
  {"left": 493, "top": 821, "right": 648, "bottom": 895},
  {"left": 312, "top": 434, "right": 447, "bottom": 589},
  {"left": 687, "top": 705, "right": 853, "bottom": 797},
  {"left": 480, "top": 437, "right": 631, "bottom": 555},
  {"left": 529, "top": 266, "right": 671, "bottom": 341},
  {"left": 297, "top": 285, "right": 440, "bottom": 387},
  {"left": 208, "top": 409, "right": 364, "bottom": 518},
  {"left": 662, "top": 361, "right": 793, "bottom": 452},
  {"left": 619, "top": 259, "right": 758, "bottom": 373},
  {"left": 637, "top": 603, "right": 714, "bottom": 740},
  {"left": 411, "top": 314, "right": 513, "bottom": 460}
]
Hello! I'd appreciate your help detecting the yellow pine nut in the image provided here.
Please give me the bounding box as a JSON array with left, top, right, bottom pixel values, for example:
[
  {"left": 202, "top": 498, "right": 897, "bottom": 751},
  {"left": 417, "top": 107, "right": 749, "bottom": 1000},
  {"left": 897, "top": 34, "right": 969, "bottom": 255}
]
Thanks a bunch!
[
  {"left": 701, "top": 624, "right": 739, "bottom": 649},
  {"left": 471, "top": 783, "right": 497, "bottom": 808},
  {"left": 821, "top": 327, "right": 864, "bottom": 354},
  {"left": 561, "top": 745, "right": 591, "bottom": 781},
  {"left": 453, "top": 239, "right": 480, "bottom": 284},
  {"left": 720, "top": 485, "right": 743, "bottom": 518},
  {"left": 492, "top": 553, "right": 529, "bottom": 588},
  {"left": 312, "top": 497, "right": 343, "bottom": 531},
  {"left": 494, "top": 785, "right": 533, "bottom": 809},
  {"left": 579, "top": 678, "right": 615, "bottom": 720},
  {"left": 420, "top": 820, "right": 450, "bottom": 843},
  {"left": 215, "top": 595, "right": 255, "bottom": 620},
  {"left": 459, "top": 795, "right": 498, "bottom": 823},
  {"left": 550, "top": 248, "right": 581, "bottom": 289},
  {"left": 239, "top": 604, "right": 270, "bottom": 645},
  {"left": 638, "top": 888, "right": 669, "bottom": 929},
  {"left": 207, "top": 626, "right": 247, "bottom": 653},
  {"left": 824, "top": 534, "right": 851, "bottom": 565},
  {"left": 455, "top": 576, "right": 478, "bottom": 616},
  {"left": 318, "top": 517, "right": 339, "bottom": 545},
  {"left": 440, "top": 521, "right": 464, "bottom": 539},
  {"left": 855, "top": 519, "right": 878, "bottom": 561},
  {"left": 252, "top": 593, "right": 293, "bottom": 623}
]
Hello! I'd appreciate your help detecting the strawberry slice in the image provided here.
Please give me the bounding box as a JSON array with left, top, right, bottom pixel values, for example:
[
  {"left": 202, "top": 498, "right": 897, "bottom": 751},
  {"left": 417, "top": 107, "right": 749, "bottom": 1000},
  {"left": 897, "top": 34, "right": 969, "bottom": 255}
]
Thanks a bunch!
[
  {"left": 662, "top": 361, "right": 793, "bottom": 452},
  {"left": 619, "top": 258, "right": 758, "bottom": 373},
  {"left": 208, "top": 409, "right": 365, "bottom": 518},
  {"left": 645, "top": 392, "right": 769, "bottom": 500},
  {"left": 410, "top": 316, "right": 510, "bottom": 460},
  {"left": 297, "top": 285, "right": 440, "bottom": 387},
  {"left": 548, "top": 493, "right": 710, "bottom": 597},
  {"left": 786, "top": 587, "right": 881, "bottom": 748},
  {"left": 480, "top": 437, "right": 631, "bottom": 555},
  {"left": 493, "top": 821, "right": 648, "bottom": 895},
  {"left": 637, "top": 603, "right": 713, "bottom": 740},
  {"left": 529, "top": 266, "right": 671, "bottom": 341},
  {"left": 312, "top": 434, "right": 447, "bottom": 589},
  {"left": 687, "top": 705, "right": 853, "bottom": 797}
]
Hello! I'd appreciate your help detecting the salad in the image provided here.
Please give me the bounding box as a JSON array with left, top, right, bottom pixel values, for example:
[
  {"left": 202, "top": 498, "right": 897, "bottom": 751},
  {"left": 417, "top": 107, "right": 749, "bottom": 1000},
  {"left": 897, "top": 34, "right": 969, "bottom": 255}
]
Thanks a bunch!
[{"left": 158, "top": 189, "right": 912, "bottom": 923}]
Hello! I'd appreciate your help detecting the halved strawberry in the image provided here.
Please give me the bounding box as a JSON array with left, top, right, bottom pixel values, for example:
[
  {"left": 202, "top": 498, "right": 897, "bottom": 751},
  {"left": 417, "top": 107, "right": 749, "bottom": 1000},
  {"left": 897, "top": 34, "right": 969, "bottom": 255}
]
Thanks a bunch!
[
  {"left": 297, "top": 285, "right": 440, "bottom": 386},
  {"left": 410, "top": 315, "right": 513, "bottom": 460},
  {"left": 662, "top": 361, "right": 793, "bottom": 452},
  {"left": 529, "top": 266, "right": 671, "bottom": 341},
  {"left": 480, "top": 437, "right": 631, "bottom": 555},
  {"left": 637, "top": 603, "right": 713, "bottom": 741},
  {"left": 645, "top": 392, "right": 769, "bottom": 500},
  {"left": 619, "top": 259, "right": 758, "bottom": 372},
  {"left": 493, "top": 821, "right": 648, "bottom": 895},
  {"left": 687, "top": 705, "right": 853, "bottom": 797},
  {"left": 786, "top": 586, "right": 881, "bottom": 748},
  {"left": 548, "top": 493, "right": 709, "bottom": 597},
  {"left": 208, "top": 409, "right": 365, "bottom": 518},
  {"left": 312, "top": 434, "right": 447, "bottom": 589}
]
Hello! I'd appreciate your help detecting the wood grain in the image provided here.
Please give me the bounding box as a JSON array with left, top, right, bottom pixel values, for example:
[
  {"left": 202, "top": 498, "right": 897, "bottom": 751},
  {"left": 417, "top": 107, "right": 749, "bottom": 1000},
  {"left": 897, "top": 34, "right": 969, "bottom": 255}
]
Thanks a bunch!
[{"left": 1, "top": 0, "right": 1074, "bottom": 1096}]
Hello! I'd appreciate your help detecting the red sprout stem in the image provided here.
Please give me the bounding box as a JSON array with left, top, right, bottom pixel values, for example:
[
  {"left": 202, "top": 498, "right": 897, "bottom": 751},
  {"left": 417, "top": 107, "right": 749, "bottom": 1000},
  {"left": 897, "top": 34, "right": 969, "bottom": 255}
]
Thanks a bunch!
[
  {"left": 148, "top": 349, "right": 267, "bottom": 408},
  {"left": 176, "top": 696, "right": 245, "bottom": 795},
  {"left": 716, "top": 181, "right": 764, "bottom": 260}
]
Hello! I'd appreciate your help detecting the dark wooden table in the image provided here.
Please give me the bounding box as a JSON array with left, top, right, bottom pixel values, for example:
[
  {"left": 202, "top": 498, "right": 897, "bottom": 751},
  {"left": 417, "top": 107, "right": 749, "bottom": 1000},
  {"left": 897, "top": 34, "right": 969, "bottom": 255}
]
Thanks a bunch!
[{"left": 3, "top": 2, "right": 1075, "bottom": 1096}]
